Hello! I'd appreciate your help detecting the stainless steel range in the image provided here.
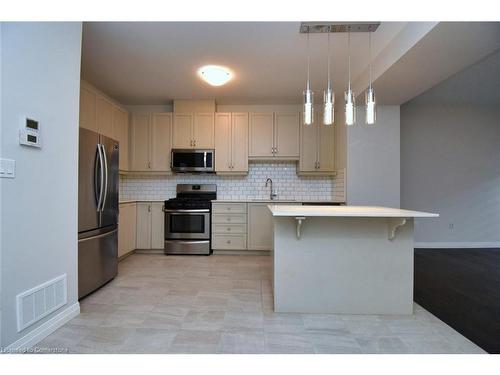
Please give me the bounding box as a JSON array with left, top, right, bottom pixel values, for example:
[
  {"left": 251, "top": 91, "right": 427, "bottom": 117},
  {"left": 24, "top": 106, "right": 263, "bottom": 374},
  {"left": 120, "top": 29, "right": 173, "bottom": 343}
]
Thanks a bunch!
[{"left": 163, "top": 184, "right": 217, "bottom": 255}]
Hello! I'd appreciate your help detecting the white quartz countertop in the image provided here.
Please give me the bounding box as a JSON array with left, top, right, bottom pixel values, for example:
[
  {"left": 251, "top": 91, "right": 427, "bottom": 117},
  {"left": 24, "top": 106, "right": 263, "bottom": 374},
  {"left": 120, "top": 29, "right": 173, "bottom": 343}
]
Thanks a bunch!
[
  {"left": 213, "top": 199, "right": 345, "bottom": 203},
  {"left": 268, "top": 205, "right": 438, "bottom": 218},
  {"left": 120, "top": 199, "right": 346, "bottom": 204}
]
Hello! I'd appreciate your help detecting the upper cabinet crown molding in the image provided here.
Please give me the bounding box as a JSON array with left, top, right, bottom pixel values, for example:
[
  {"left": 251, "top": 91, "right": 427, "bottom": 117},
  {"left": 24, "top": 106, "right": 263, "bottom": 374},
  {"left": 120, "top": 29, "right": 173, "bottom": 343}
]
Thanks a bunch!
[{"left": 248, "top": 112, "right": 300, "bottom": 160}]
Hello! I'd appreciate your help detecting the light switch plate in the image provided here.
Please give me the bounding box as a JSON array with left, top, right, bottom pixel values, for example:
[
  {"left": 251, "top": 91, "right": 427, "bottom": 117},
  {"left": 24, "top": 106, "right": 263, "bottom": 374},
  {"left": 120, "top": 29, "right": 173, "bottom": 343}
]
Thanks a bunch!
[{"left": 0, "top": 158, "right": 16, "bottom": 178}]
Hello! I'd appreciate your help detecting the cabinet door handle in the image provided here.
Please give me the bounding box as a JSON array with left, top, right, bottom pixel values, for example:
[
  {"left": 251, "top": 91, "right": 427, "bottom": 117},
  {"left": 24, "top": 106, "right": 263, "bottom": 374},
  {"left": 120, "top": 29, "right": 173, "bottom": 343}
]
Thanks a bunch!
[
  {"left": 148, "top": 161, "right": 151, "bottom": 169},
  {"left": 227, "top": 240, "right": 231, "bottom": 244},
  {"left": 148, "top": 205, "right": 151, "bottom": 212},
  {"left": 317, "top": 162, "right": 320, "bottom": 169},
  {"left": 227, "top": 228, "right": 231, "bottom": 231}
]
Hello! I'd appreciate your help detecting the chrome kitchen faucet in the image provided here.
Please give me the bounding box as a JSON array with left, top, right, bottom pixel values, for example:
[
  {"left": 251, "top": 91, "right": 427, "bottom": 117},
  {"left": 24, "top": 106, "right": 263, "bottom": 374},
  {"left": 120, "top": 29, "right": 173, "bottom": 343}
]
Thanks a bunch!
[{"left": 265, "top": 178, "right": 278, "bottom": 200}]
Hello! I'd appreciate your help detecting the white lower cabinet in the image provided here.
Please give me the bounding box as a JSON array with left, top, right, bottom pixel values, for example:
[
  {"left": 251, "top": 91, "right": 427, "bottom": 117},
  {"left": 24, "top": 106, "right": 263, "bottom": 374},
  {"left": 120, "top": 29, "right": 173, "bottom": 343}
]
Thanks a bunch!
[
  {"left": 212, "top": 203, "right": 247, "bottom": 250},
  {"left": 247, "top": 203, "right": 274, "bottom": 250},
  {"left": 118, "top": 203, "right": 137, "bottom": 258},
  {"left": 247, "top": 202, "right": 301, "bottom": 250},
  {"left": 151, "top": 203, "right": 165, "bottom": 249},
  {"left": 136, "top": 202, "right": 165, "bottom": 250},
  {"left": 211, "top": 202, "right": 300, "bottom": 251}
]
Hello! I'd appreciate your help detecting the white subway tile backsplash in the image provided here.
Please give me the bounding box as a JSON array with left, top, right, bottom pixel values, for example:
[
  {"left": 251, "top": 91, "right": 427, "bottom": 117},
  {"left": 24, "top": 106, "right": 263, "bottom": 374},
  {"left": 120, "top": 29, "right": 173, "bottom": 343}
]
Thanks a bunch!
[{"left": 120, "top": 161, "right": 345, "bottom": 202}]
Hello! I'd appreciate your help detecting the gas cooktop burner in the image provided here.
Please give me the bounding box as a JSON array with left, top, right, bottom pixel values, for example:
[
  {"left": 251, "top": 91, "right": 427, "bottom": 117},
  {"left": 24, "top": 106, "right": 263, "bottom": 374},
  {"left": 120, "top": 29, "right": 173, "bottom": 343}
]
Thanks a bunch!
[
  {"left": 164, "top": 198, "right": 211, "bottom": 210},
  {"left": 164, "top": 184, "right": 217, "bottom": 210}
]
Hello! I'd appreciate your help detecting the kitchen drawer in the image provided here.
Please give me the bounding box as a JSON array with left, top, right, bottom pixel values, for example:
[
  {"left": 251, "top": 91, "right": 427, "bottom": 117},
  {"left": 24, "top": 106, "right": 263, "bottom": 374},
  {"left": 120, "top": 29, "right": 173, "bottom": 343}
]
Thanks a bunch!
[
  {"left": 212, "top": 223, "right": 247, "bottom": 234},
  {"left": 212, "top": 234, "right": 247, "bottom": 250},
  {"left": 212, "top": 203, "right": 247, "bottom": 214},
  {"left": 212, "top": 213, "right": 247, "bottom": 224}
]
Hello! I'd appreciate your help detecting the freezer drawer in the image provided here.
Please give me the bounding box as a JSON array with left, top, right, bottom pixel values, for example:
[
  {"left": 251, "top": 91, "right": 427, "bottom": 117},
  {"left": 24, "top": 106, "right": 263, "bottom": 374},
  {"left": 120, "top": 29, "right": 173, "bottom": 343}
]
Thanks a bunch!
[{"left": 78, "top": 226, "right": 118, "bottom": 299}]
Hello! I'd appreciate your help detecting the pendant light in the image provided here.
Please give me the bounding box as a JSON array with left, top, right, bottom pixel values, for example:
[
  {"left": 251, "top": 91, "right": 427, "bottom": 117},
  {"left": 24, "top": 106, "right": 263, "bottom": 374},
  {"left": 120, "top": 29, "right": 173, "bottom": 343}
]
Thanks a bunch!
[
  {"left": 345, "top": 29, "right": 356, "bottom": 126},
  {"left": 365, "top": 32, "right": 376, "bottom": 125},
  {"left": 323, "top": 26, "right": 334, "bottom": 125},
  {"left": 303, "top": 29, "right": 314, "bottom": 126}
]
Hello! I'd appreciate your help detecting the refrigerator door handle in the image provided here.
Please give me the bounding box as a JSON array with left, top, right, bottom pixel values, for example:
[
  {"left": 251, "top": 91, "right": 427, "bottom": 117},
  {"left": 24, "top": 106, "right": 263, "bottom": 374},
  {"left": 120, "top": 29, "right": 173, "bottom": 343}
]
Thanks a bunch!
[
  {"left": 78, "top": 228, "right": 118, "bottom": 242},
  {"left": 100, "top": 143, "right": 108, "bottom": 212},
  {"left": 96, "top": 143, "right": 105, "bottom": 212}
]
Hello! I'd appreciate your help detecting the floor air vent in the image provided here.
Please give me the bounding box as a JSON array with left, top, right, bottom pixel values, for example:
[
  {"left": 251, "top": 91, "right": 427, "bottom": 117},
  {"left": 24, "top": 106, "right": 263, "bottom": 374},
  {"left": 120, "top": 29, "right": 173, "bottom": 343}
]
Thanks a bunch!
[{"left": 16, "top": 274, "right": 67, "bottom": 332}]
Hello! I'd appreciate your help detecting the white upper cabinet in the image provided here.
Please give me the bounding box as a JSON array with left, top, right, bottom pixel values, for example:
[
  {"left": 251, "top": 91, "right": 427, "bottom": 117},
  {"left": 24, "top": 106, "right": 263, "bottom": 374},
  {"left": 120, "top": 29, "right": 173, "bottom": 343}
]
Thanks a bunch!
[
  {"left": 151, "top": 113, "right": 172, "bottom": 172},
  {"left": 249, "top": 112, "right": 274, "bottom": 158},
  {"left": 173, "top": 112, "right": 214, "bottom": 149},
  {"left": 274, "top": 112, "right": 300, "bottom": 158},
  {"left": 298, "top": 112, "right": 335, "bottom": 175},
  {"left": 79, "top": 82, "right": 130, "bottom": 171},
  {"left": 214, "top": 113, "right": 232, "bottom": 173},
  {"left": 172, "top": 113, "right": 193, "bottom": 148},
  {"left": 249, "top": 112, "right": 300, "bottom": 160},
  {"left": 129, "top": 112, "right": 172, "bottom": 173},
  {"left": 79, "top": 86, "right": 97, "bottom": 132},
  {"left": 112, "top": 106, "right": 129, "bottom": 171},
  {"left": 215, "top": 112, "right": 248, "bottom": 174},
  {"left": 193, "top": 113, "right": 215, "bottom": 148},
  {"left": 231, "top": 113, "right": 249, "bottom": 173},
  {"left": 130, "top": 113, "right": 151, "bottom": 172},
  {"left": 96, "top": 95, "right": 114, "bottom": 138}
]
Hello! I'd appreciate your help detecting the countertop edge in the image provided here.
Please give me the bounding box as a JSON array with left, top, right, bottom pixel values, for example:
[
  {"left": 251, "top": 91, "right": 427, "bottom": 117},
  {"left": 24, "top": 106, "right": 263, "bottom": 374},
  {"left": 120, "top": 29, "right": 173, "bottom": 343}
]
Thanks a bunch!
[{"left": 267, "top": 205, "right": 439, "bottom": 218}]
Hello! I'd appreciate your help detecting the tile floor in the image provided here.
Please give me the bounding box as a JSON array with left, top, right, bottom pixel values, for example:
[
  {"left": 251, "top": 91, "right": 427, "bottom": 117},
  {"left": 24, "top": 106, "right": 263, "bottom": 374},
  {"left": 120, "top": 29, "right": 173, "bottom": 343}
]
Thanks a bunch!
[{"left": 38, "top": 254, "right": 485, "bottom": 354}]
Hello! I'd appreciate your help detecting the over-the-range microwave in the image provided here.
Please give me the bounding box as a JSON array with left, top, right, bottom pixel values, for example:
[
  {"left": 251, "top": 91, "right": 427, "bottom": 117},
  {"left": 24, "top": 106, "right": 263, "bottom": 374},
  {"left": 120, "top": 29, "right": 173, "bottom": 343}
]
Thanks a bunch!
[{"left": 171, "top": 149, "right": 215, "bottom": 173}]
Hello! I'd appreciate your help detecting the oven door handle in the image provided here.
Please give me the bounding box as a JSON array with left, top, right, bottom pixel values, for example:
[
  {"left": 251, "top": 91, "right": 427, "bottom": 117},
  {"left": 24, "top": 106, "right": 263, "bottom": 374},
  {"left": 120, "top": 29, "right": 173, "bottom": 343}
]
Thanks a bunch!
[{"left": 162, "top": 208, "right": 210, "bottom": 213}]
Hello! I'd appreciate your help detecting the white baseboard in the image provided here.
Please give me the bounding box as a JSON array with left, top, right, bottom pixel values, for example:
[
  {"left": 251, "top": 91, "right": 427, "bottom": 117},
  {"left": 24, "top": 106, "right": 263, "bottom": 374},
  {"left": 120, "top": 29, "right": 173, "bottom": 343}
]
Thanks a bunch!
[
  {"left": 4, "top": 302, "right": 80, "bottom": 352},
  {"left": 415, "top": 242, "right": 500, "bottom": 249}
]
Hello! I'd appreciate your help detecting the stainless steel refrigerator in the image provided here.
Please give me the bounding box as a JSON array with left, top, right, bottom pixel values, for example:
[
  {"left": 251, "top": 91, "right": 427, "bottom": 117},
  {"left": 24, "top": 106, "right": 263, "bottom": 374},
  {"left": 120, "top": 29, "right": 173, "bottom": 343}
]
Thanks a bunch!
[{"left": 78, "top": 128, "right": 119, "bottom": 299}]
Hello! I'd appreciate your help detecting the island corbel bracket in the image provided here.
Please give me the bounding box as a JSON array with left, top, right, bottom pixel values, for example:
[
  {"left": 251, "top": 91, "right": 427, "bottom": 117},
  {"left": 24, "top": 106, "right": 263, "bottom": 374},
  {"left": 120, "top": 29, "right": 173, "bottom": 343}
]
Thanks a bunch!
[
  {"left": 294, "top": 216, "right": 306, "bottom": 239},
  {"left": 387, "top": 218, "right": 407, "bottom": 240}
]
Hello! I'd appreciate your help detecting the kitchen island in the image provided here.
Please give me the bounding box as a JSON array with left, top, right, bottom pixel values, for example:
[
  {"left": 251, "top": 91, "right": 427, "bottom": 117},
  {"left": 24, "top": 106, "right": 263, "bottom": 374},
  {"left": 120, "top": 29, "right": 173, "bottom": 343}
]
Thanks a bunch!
[{"left": 268, "top": 205, "right": 438, "bottom": 315}]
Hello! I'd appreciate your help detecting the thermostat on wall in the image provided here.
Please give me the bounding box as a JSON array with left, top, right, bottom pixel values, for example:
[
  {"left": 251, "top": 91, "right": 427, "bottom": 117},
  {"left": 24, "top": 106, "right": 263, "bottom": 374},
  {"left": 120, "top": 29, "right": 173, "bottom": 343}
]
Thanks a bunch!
[{"left": 19, "top": 116, "right": 42, "bottom": 148}]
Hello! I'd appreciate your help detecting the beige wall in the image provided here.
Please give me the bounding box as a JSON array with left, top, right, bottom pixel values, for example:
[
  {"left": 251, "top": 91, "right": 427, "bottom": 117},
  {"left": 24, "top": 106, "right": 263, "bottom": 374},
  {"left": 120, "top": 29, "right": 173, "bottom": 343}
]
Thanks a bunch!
[{"left": 0, "top": 22, "right": 82, "bottom": 347}]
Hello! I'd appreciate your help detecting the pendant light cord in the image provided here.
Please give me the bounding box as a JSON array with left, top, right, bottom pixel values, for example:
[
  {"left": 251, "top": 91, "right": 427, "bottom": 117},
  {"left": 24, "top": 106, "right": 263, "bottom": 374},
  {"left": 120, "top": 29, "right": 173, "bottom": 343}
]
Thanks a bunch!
[
  {"left": 369, "top": 31, "right": 372, "bottom": 90},
  {"left": 347, "top": 29, "right": 351, "bottom": 91},
  {"left": 306, "top": 29, "right": 310, "bottom": 91},
  {"left": 327, "top": 26, "right": 331, "bottom": 90}
]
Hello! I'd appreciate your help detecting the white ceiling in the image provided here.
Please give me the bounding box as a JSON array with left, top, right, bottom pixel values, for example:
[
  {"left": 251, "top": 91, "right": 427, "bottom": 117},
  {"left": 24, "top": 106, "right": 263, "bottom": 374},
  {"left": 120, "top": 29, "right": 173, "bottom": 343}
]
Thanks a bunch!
[
  {"left": 81, "top": 22, "right": 500, "bottom": 106},
  {"left": 81, "top": 22, "right": 407, "bottom": 105},
  {"left": 372, "top": 22, "right": 500, "bottom": 105}
]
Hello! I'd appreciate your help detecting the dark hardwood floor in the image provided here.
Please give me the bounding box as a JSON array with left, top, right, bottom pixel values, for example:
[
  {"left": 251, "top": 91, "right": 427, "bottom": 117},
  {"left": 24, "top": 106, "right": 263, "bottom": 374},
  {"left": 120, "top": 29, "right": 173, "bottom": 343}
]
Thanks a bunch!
[{"left": 414, "top": 248, "right": 500, "bottom": 354}]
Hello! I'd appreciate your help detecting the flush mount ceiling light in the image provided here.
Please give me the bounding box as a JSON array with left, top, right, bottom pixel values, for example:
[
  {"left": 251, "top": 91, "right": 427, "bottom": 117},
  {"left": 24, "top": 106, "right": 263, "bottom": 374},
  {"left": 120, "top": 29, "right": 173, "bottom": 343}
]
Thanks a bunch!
[{"left": 197, "top": 65, "right": 233, "bottom": 86}]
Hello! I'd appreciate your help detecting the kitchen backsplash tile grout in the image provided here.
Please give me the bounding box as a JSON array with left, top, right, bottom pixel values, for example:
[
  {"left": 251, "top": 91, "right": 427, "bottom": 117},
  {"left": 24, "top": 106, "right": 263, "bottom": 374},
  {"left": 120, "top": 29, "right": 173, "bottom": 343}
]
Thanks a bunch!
[{"left": 120, "top": 161, "right": 345, "bottom": 201}]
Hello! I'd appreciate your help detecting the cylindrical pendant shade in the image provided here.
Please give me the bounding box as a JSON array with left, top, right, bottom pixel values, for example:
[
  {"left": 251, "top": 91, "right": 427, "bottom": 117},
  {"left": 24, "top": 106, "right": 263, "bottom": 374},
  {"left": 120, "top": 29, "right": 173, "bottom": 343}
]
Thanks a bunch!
[
  {"left": 304, "top": 89, "right": 314, "bottom": 125},
  {"left": 345, "top": 89, "right": 356, "bottom": 126},
  {"left": 323, "top": 88, "right": 334, "bottom": 125},
  {"left": 365, "top": 87, "right": 376, "bottom": 125}
]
